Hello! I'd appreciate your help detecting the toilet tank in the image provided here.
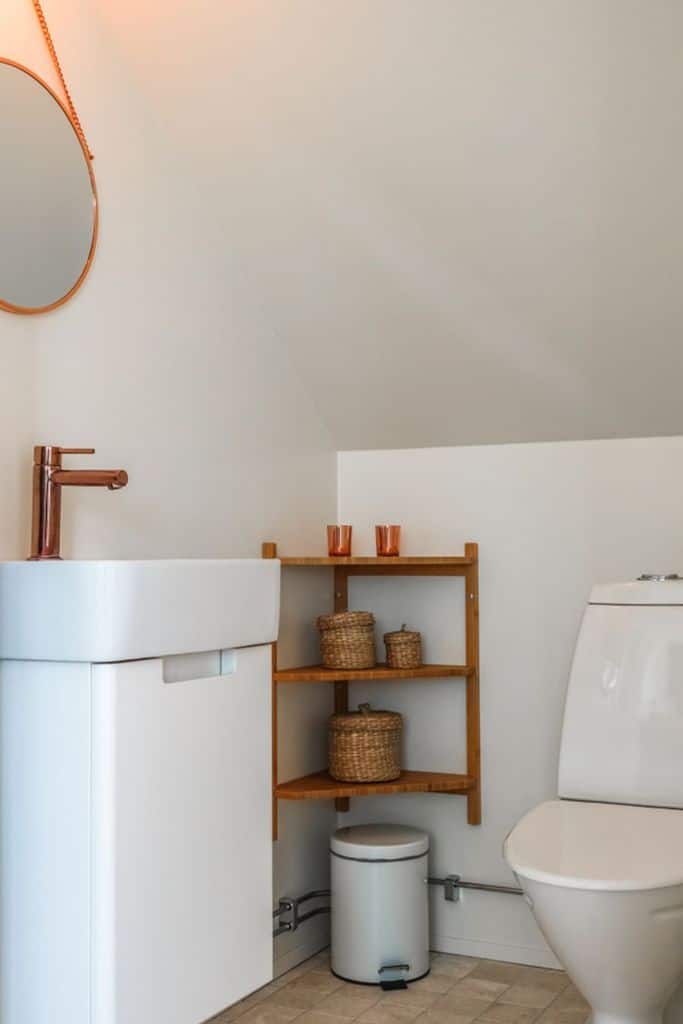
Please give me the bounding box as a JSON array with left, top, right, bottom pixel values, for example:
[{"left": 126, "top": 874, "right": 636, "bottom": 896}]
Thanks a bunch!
[{"left": 558, "top": 579, "right": 683, "bottom": 809}]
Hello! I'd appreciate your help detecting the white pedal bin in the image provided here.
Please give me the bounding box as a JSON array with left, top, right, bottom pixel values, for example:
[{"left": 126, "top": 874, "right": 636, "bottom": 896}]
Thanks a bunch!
[{"left": 331, "top": 824, "right": 430, "bottom": 985}]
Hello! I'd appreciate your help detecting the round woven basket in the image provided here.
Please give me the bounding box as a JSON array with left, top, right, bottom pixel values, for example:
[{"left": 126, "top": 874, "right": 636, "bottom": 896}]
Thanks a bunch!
[
  {"left": 329, "top": 703, "right": 402, "bottom": 782},
  {"left": 317, "top": 610, "right": 376, "bottom": 670},
  {"left": 384, "top": 625, "right": 422, "bottom": 670}
]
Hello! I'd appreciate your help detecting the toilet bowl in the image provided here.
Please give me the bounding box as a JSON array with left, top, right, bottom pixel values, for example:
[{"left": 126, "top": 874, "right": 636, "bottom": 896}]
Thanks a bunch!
[
  {"left": 504, "top": 579, "right": 683, "bottom": 1024},
  {"left": 506, "top": 801, "right": 683, "bottom": 1024}
]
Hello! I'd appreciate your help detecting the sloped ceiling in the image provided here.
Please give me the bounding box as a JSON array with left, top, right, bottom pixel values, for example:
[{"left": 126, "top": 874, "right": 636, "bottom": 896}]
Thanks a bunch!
[{"left": 98, "top": 0, "right": 683, "bottom": 449}]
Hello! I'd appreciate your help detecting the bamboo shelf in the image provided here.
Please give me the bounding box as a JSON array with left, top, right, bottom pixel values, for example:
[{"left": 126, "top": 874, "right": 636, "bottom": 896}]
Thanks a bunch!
[
  {"left": 278, "top": 555, "right": 474, "bottom": 569},
  {"left": 276, "top": 770, "right": 476, "bottom": 801},
  {"left": 262, "top": 541, "right": 481, "bottom": 840},
  {"left": 274, "top": 663, "right": 473, "bottom": 683}
]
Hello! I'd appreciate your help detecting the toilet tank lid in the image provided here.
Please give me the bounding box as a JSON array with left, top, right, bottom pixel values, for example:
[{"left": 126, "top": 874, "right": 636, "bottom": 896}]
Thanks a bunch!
[
  {"left": 331, "top": 824, "right": 429, "bottom": 860},
  {"left": 590, "top": 580, "right": 683, "bottom": 605}
]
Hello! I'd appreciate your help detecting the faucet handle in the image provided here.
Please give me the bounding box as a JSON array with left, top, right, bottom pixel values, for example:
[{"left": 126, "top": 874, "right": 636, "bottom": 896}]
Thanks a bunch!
[{"left": 34, "top": 445, "right": 96, "bottom": 467}]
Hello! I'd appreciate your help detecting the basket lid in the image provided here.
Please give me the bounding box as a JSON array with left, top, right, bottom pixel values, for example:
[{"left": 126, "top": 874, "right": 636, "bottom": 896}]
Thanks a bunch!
[
  {"left": 330, "top": 703, "right": 402, "bottom": 731},
  {"left": 384, "top": 624, "right": 421, "bottom": 643},
  {"left": 331, "top": 824, "right": 429, "bottom": 861},
  {"left": 317, "top": 610, "right": 375, "bottom": 631}
]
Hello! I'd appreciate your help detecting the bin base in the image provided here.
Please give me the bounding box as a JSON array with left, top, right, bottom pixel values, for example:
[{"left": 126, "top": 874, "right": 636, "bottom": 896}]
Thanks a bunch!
[{"left": 330, "top": 967, "right": 431, "bottom": 987}]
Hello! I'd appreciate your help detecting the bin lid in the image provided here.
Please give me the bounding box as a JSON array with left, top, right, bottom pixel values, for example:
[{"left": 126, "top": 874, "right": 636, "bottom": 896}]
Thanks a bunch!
[{"left": 331, "top": 824, "right": 429, "bottom": 861}]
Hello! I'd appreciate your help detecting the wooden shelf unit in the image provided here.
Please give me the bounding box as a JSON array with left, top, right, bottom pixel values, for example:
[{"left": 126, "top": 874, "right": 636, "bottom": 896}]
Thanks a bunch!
[{"left": 262, "top": 541, "right": 481, "bottom": 840}]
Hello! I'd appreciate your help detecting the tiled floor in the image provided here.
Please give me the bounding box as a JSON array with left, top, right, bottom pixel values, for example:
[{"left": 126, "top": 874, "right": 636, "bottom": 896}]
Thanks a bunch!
[{"left": 209, "top": 950, "right": 589, "bottom": 1024}]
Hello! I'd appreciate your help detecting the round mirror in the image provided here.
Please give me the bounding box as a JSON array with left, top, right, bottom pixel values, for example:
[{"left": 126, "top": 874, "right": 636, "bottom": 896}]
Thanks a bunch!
[{"left": 0, "top": 59, "right": 97, "bottom": 315}]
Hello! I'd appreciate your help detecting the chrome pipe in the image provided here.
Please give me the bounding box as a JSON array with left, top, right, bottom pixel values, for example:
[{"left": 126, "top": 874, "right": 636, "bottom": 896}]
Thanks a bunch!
[
  {"left": 456, "top": 880, "right": 523, "bottom": 896},
  {"left": 296, "top": 906, "right": 331, "bottom": 925},
  {"left": 273, "top": 891, "right": 331, "bottom": 937},
  {"left": 428, "top": 874, "right": 523, "bottom": 903}
]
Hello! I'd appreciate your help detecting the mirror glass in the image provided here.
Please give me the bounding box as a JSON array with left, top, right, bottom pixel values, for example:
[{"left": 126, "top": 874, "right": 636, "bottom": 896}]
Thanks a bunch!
[{"left": 0, "top": 59, "right": 97, "bottom": 314}]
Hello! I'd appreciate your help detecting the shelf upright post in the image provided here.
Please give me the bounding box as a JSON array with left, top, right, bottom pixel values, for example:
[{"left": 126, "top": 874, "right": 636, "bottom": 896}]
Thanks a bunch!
[
  {"left": 464, "top": 542, "right": 481, "bottom": 825},
  {"left": 262, "top": 541, "right": 280, "bottom": 839},
  {"left": 333, "top": 566, "right": 350, "bottom": 814}
]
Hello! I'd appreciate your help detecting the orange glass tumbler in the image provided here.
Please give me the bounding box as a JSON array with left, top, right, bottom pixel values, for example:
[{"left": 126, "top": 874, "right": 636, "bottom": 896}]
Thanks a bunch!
[
  {"left": 327, "top": 525, "right": 353, "bottom": 556},
  {"left": 375, "top": 525, "right": 401, "bottom": 556}
]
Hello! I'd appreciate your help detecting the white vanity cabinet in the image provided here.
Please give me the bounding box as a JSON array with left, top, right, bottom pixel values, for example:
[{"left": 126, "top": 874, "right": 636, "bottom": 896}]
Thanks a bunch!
[
  {"left": 0, "top": 558, "right": 279, "bottom": 1024},
  {"left": 1, "top": 649, "right": 273, "bottom": 1024}
]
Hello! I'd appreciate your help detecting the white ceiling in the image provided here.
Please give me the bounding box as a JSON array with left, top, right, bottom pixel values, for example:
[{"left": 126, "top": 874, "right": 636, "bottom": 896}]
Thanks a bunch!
[{"left": 100, "top": 0, "right": 683, "bottom": 449}]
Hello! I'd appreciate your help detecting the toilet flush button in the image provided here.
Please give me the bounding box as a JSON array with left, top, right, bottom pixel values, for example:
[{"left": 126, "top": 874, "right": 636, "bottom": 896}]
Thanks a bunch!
[{"left": 637, "top": 573, "right": 682, "bottom": 581}]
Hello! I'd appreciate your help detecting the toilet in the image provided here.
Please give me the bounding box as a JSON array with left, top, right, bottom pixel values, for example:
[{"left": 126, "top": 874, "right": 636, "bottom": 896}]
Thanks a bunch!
[{"left": 505, "top": 577, "right": 683, "bottom": 1024}]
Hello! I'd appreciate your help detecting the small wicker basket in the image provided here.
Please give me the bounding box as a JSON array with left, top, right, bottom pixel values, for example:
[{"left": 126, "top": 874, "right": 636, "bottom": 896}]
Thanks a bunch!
[
  {"left": 384, "top": 624, "right": 422, "bottom": 670},
  {"left": 317, "top": 610, "right": 376, "bottom": 670},
  {"left": 329, "top": 703, "right": 402, "bottom": 782}
]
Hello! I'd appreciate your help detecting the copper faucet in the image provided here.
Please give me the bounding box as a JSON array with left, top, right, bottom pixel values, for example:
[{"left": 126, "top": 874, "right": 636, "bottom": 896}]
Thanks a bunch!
[{"left": 29, "top": 445, "right": 128, "bottom": 560}]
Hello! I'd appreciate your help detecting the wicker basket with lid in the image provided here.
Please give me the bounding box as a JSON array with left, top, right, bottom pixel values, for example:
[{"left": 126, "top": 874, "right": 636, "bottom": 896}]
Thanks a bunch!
[
  {"left": 384, "top": 624, "right": 422, "bottom": 670},
  {"left": 317, "top": 610, "right": 376, "bottom": 670},
  {"left": 329, "top": 702, "right": 402, "bottom": 782}
]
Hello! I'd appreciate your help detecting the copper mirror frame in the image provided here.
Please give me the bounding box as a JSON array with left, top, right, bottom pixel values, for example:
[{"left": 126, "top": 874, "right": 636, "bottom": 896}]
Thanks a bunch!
[{"left": 0, "top": 57, "right": 98, "bottom": 316}]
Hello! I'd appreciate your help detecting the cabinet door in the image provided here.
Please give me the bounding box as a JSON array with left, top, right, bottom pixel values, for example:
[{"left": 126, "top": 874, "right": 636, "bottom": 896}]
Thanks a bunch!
[{"left": 91, "top": 647, "right": 273, "bottom": 1024}]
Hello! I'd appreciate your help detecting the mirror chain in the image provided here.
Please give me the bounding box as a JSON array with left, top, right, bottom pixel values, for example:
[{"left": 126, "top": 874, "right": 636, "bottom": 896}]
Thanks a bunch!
[{"left": 31, "top": 0, "right": 93, "bottom": 160}]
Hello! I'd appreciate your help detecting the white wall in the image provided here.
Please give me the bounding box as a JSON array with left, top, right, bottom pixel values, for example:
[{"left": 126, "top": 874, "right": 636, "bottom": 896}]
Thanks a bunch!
[
  {"left": 1, "top": 0, "right": 338, "bottom": 981},
  {"left": 86, "top": 0, "right": 683, "bottom": 451},
  {"left": 2, "top": 0, "right": 336, "bottom": 561},
  {"left": 338, "top": 436, "right": 683, "bottom": 965}
]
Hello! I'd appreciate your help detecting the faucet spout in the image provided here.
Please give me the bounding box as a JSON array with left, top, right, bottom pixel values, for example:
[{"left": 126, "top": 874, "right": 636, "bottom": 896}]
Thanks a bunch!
[
  {"left": 52, "top": 469, "right": 129, "bottom": 490},
  {"left": 29, "top": 446, "right": 129, "bottom": 560}
]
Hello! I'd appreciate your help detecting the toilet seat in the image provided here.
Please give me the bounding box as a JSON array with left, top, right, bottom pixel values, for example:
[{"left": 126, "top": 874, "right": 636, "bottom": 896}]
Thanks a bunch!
[{"left": 505, "top": 799, "right": 683, "bottom": 891}]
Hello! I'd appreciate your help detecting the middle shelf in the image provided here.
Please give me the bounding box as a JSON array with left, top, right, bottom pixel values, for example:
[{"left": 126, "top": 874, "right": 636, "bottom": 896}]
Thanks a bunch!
[
  {"left": 276, "top": 769, "right": 476, "bottom": 801},
  {"left": 274, "top": 663, "right": 474, "bottom": 683}
]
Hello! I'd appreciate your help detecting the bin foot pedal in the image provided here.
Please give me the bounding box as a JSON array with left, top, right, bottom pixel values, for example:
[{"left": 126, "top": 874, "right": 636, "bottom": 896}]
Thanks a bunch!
[{"left": 378, "top": 964, "right": 410, "bottom": 990}]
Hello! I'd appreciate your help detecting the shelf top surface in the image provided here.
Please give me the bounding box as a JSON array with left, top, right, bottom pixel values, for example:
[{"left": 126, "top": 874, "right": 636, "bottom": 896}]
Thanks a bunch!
[
  {"left": 276, "top": 769, "right": 475, "bottom": 799},
  {"left": 275, "top": 662, "right": 473, "bottom": 682},
  {"left": 279, "top": 554, "right": 475, "bottom": 567}
]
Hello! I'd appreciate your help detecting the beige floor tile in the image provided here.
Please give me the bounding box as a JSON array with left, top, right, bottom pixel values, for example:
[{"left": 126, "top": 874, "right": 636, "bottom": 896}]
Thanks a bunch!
[
  {"left": 315, "top": 992, "right": 383, "bottom": 1017},
  {"left": 375, "top": 988, "right": 441, "bottom": 1011},
  {"left": 468, "top": 962, "right": 526, "bottom": 987},
  {"left": 430, "top": 955, "right": 480, "bottom": 981},
  {"left": 358, "top": 1001, "right": 428, "bottom": 1024},
  {"left": 431, "top": 989, "right": 496, "bottom": 1016},
  {"left": 237, "top": 1004, "right": 305, "bottom": 1024},
  {"left": 536, "top": 1008, "right": 590, "bottom": 1024},
  {"left": 455, "top": 977, "right": 510, "bottom": 1000},
  {"left": 407, "top": 974, "right": 456, "bottom": 995},
  {"left": 288, "top": 974, "right": 345, "bottom": 996},
  {"left": 547, "top": 987, "right": 588, "bottom": 1011},
  {"left": 497, "top": 986, "right": 557, "bottom": 1011},
  {"left": 296, "top": 1013, "right": 355, "bottom": 1024},
  {"left": 477, "top": 1002, "right": 542, "bottom": 1024},
  {"left": 518, "top": 970, "right": 568, "bottom": 994},
  {"left": 264, "top": 989, "right": 331, "bottom": 1012},
  {"left": 417, "top": 1006, "right": 490, "bottom": 1024},
  {"left": 215, "top": 990, "right": 273, "bottom": 1021},
  {"left": 258, "top": 979, "right": 295, "bottom": 999},
  {"left": 210, "top": 955, "right": 576, "bottom": 1024},
  {"left": 276, "top": 964, "right": 324, "bottom": 986}
]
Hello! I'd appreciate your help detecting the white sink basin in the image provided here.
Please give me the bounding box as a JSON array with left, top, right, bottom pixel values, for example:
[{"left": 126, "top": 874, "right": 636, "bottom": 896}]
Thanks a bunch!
[{"left": 0, "top": 559, "right": 280, "bottom": 662}]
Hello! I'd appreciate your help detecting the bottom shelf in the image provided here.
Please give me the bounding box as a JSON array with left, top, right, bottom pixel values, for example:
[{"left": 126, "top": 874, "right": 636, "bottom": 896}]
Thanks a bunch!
[{"left": 276, "top": 769, "right": 475, "bottom": 801}]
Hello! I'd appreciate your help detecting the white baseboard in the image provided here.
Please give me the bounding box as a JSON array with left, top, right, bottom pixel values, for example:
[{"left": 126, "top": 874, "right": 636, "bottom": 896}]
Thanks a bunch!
[{"left": 431, "top": 934, "right": 561, "bottom": 970}]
